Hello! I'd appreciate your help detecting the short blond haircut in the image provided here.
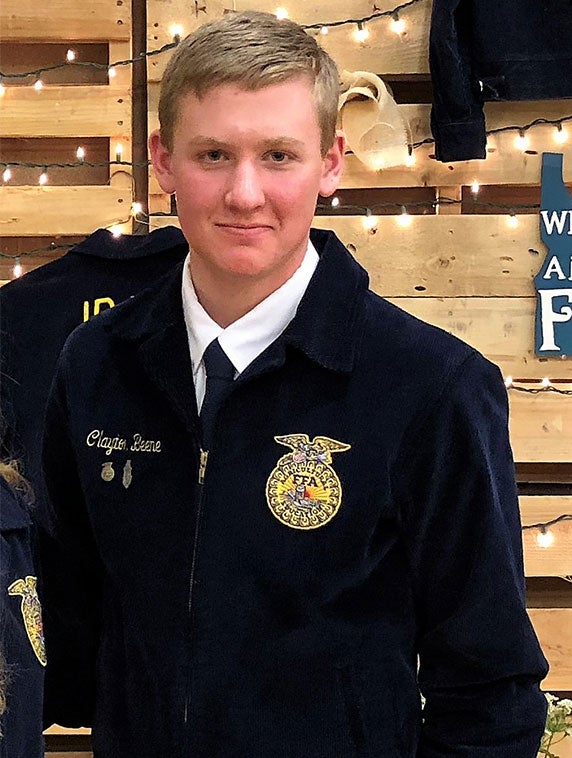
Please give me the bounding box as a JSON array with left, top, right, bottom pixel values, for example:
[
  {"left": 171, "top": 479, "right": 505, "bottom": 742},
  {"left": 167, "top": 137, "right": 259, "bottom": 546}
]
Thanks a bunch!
[{"left": 158, "top": 11, "right": 340, "bottom": 155}]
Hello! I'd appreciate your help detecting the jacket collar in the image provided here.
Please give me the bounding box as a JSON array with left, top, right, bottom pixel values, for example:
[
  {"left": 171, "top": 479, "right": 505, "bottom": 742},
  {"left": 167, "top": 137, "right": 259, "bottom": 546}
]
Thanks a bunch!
[
  {"left": 106, "top": 228, "right": 369, "bottom": 376},
  {"left": 283, "top": 228, "right": 369, "bottom": 373},
  {"left": 71, "top": 225, "right": 187, "bottom": 261}
]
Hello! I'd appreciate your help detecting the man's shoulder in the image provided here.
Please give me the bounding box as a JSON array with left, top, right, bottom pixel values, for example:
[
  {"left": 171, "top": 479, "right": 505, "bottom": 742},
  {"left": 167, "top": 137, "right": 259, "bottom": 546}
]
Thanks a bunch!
[{"left": 361, "top": 289, "right": 490, "bottom": 383}]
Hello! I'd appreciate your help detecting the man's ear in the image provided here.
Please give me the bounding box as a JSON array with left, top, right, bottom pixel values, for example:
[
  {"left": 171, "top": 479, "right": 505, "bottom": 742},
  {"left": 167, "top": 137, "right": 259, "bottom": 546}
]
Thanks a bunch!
[
  {"left": 318, "top": 131, "right": 345, "bottom": 198},
  {"left": 149, "top": 129, "right": 176, "bottom": 195}
]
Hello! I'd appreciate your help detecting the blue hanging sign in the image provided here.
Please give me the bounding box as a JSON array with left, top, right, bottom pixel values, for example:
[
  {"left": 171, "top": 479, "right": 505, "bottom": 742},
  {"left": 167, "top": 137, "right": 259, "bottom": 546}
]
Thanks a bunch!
[{"left": 535, "top": 152, "right": 572, "bottom": 357}]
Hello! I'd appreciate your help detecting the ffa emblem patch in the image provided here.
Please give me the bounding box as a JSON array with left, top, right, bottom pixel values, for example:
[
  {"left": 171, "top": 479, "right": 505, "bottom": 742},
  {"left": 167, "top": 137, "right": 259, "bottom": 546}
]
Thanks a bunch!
[
  {"left": 266, "top": 434, "right": 351, "bottom": 530},
  {"left": 8, "top": 576, "right": 47, "bottom": 667},
  {"left": 101, "top": 461, "right": 115, "bottom": 481}
]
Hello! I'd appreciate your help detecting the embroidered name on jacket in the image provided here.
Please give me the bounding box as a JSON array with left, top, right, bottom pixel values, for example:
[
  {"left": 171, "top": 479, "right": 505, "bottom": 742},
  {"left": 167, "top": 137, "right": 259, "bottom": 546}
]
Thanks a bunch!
[
  {"left": 8, "top": 576, "right": 47, "bottom": 666},
  {"left": 266, "top": 434, "right": 351, "bottom": 530},
  {"left": 86, "top": 429, "right": 162, "bottom": 454}
]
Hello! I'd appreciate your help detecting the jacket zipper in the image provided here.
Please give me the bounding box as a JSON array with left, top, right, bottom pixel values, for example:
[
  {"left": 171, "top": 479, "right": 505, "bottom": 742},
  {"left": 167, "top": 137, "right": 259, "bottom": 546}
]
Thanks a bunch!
[{"left": 184, "top": 446, "right": 209, "bottom": 729}]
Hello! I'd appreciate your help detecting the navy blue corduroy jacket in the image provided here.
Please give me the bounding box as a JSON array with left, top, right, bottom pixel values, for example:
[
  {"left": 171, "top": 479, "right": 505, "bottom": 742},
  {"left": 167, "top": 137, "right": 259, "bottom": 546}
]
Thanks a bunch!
[
  {"left": 0, "top": 226, "right": 187, "bottom": 488},
  {"left": 39, "top": 229, "right": 548, "bottom": 757},
  {"left": 0, "top": 478, "right": 44, "bottom": 758},
  {"left": 430, "top": 0, "right": 572, "bottom": 162}
]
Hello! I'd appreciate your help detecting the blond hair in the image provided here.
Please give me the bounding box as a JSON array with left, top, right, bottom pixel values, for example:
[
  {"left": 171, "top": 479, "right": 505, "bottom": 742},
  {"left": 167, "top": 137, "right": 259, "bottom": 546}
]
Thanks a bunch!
[
  {"left": 0, "top": 461, "right": 33, "bottom": 503},
  {"left": 158, "top": 11, "right": 340, "bottom": 155}
]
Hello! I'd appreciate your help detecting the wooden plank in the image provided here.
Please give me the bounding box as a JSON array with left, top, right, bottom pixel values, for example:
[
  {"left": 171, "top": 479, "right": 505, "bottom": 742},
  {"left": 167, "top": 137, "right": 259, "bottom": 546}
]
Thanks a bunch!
[
  {"left": 0, "top": 86, "right": 131, "bottom": 138},
  {"left": 521, "top": 497, "right": 572, "bottom": 577},
  {"left": 109, "top": 41, "right": 134, "bottom": 209},
  {"left": 313, "top": 215, "right": 546, "bottom": 298},
  {"left": 510, "top": 393, "right": 572, "bottom": 464},
  {"left": 0, "top": 187, "right": 132, "bottom": 235},
  {"left": 146, "top": 0, "right": 431, "bottom": 82},
  {"left": 1, "top": 0, "right": 130, "bottom": 40},
  {"left": 529, "top": 609, "right": 572, "bottom": 690}
]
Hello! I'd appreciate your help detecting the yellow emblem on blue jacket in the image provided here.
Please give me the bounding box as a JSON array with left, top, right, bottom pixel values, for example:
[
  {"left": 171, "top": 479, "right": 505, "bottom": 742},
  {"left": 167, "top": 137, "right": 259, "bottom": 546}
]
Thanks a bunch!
[
  {"left": 8, "top": 575, "right": 47, "bottom": 667},
  {"left": 266, "top": 434, "right": 351, "bottom": 530}
]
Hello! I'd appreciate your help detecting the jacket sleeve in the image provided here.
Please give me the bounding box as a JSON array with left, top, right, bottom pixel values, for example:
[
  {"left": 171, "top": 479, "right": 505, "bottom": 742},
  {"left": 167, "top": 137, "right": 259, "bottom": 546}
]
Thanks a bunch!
[
  {"left": 37, "top": 354, "right": 103, "bottom": 729},
  {"left": 429, "top": 0, "right": 487, "bottom": 162},
  {"left": 393, "top": 353, "right": 548, "bottom": 757}
]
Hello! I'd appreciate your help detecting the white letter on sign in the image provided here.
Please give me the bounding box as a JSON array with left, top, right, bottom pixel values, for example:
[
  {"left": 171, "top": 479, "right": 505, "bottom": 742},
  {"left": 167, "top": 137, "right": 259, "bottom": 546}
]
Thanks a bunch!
[{"left": 539, "top": 288, "right": 572, "bottom": 351}]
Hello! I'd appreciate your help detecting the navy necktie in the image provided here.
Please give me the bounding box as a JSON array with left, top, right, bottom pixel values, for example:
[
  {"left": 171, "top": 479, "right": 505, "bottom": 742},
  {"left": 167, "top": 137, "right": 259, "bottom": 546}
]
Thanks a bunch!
[{"left": 200, "top": 338, "right": 235, "bottom": 448}]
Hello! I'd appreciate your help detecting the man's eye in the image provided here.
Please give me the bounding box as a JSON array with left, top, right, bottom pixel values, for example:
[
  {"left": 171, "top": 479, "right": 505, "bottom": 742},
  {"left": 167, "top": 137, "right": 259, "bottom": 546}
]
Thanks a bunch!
[
  {"left": 203, "top": 150, "right": 224, "bottom": 162},
  {"left": 269, "top": 151, "right": 288, "bottom": 162}
]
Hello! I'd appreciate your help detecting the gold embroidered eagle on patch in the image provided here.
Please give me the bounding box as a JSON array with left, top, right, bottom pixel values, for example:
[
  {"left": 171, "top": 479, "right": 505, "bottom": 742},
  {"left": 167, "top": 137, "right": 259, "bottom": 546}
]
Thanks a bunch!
[{"left": 266, "top": 434, "right": 351, "bottom": 530}]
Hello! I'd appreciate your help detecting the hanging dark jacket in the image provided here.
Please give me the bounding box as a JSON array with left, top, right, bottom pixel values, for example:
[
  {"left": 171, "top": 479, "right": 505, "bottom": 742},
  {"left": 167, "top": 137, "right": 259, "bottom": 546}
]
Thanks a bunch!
[
  {"left": 0, "top": 227, "right": 188, "bottom": 488},
  {"left": 430, "top": 0, "right": 572, "bottom": 162},
  {"left": 0, "top": 477, "right": 45, "bottom": 758},
  {"left": 39, "top": 229, "right": 548, "bottom": 757}
]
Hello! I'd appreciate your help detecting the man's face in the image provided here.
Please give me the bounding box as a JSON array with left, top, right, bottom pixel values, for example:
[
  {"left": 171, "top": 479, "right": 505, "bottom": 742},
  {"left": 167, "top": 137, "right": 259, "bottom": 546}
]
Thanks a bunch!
[{"left": 150, "top": 77, "right": 344, "bottom": 291}]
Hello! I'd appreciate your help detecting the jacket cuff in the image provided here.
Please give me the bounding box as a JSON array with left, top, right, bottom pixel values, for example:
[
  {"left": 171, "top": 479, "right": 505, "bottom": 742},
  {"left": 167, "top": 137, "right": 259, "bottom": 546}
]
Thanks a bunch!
[{"left": 431, "top": 114, "right": 487, "bottom": 163}]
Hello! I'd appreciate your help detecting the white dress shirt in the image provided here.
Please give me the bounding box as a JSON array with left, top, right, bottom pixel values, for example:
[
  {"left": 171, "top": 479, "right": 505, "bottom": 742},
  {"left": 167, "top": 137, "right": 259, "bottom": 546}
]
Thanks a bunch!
[{"left": 181, "top": 241, "right": 319, "bottom": 411}]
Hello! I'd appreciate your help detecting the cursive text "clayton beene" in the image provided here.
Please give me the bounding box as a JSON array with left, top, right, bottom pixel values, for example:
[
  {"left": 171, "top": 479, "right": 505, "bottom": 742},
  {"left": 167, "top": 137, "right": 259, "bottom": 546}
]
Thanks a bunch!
[{"left": 86, "top": 429, "right": 162, "bottom": 455}]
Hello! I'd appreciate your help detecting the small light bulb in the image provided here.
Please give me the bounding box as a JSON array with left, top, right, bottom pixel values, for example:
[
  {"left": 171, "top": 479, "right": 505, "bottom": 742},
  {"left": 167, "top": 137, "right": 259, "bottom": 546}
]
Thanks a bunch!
[
  {"left": 66, "top": 49, "right": 76, "bottom": 62},
  {"left": 275, "top": 7, "right": 288, "bottom": 19},
  {"left": 0, "top": 83, "right": 5, "bottom": 97},
  {"left": 320, "top": 26, "right": 329, "bottom": 35},
  {"left": 169, "top": 23, "right": 184, "bottom": 40},
  {"left": 39, "top": 171, "right": 48, "bottom": 185},
  {"left": 514, "top": 131, "right": 529, "bottom": 151},
  {"left": 507, "top": 213, "right": 518, "bottom": 229},
  {"left": 471, "top": 180, "right": 480, "bottom": 195},
  {"left": 3, "top": 167, "right": 11, "bottom": 183},
  {"left": 362, "top": 212, "right": 378, "bottom": 231},
  {"left": 541, "top": 377, "right": 551, "bottom": 388},
  {"left": 34, "top": 78, "right": 43, "bottom": 91},
  {"left": 132, "top": 201, "right": 143, "bottom": 216},
  {"left": 554, "top": 125, "right": 568, "bottom": 144},
  {"left": 369, "top": 155, "right": 385, "bottom": 170},
  {"left": 536, "top": 528, "right": 554, "bottom": 549},
  {"left": 504, "top": 376, "right": 513, "bottom": 388},
  {"left": 108, "top": 66, "right": 117, "bottom": 79},
  {"left": 115, "top": 143, "right": 124, "bottom": 162},
  {"left": 354, "top": 22, "right": 369, "bottom": 43},
  {"left": 110, "top": 225, "right": 123, "bottom": 238},
  {"left": 13, "top": 258, "right": 22, "bottom": 279},
  {"left": 390, "top": 15, "right": 406, "bottom": 34},
  {"left": 331, "top": 196, "right": 340, "bottom": 208},
  {"left": 397, "top": 206, "right": 412, "bottom": 228},
  {"left": 76, "top": 146, "right": 86, "bottom": 161},
  {"left": 405, "top": 152, "right": 416, "bottom": 167}
]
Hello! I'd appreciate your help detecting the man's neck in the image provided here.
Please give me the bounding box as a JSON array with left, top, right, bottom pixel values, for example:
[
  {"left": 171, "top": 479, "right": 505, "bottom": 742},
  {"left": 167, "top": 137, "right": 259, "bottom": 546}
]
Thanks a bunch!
[{"left": 189, "top": 258, "right": 306, "bottom": 328}]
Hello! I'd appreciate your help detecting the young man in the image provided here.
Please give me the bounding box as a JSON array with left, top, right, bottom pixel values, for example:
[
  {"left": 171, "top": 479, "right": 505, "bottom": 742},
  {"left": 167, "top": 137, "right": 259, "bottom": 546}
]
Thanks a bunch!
[{"left": 40, "top": 11, "right": 548, "bottom": 757}]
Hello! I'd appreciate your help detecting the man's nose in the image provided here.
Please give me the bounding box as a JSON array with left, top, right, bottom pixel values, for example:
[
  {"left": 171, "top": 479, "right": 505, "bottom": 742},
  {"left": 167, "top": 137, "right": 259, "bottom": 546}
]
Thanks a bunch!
[{"left": 224, "top": 161, "right": 265, "bottom": 211}]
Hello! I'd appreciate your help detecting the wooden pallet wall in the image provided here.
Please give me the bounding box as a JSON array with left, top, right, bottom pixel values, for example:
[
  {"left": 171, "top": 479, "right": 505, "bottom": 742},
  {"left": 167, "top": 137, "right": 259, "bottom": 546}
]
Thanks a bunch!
[{"left": 0, "top": 0, "right": 134, "bottom": 281}]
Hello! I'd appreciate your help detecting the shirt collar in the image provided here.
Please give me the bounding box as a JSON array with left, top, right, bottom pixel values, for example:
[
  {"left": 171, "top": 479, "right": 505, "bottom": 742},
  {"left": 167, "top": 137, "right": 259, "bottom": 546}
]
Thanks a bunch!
[{"left": 182, "top": 241, "right": 319, "bottom": 376}]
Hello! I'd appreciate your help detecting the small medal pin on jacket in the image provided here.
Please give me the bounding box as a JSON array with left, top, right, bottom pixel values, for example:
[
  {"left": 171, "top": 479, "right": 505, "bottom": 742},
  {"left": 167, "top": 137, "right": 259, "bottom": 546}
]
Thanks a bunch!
[
  {"left": 39, "top": 229, "right": 548, "bottom": 757},
  {"left": 0, "top": 478, "right": 45, "bottom": 758}
]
